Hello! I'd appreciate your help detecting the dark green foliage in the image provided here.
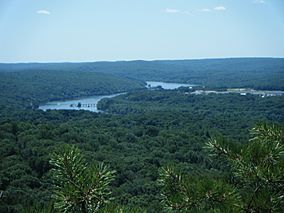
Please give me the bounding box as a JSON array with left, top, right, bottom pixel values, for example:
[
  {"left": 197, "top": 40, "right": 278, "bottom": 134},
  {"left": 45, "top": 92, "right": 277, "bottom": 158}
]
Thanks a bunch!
[
  {"left": 206, "top": 123, "right": 284, "bottom": 212},
  {"left": 0, "top": 60, "right": 283, "bottom": 211},
  {"left": 0, "top": 93, "right": 283, "bottom": 211},
  {"left": 1, "top": 58, "right": 284, "bottom": 90},
  {"left": 98, "top": 90, "right": 284, "bottom": 141},
  {"left": 159, "top": 123, "right": 284, "bottom": 212},
  {"left": 158, "top": 166, "right": 241, "bottom": 212},
  {"left": 98, "top": 203, "right": 147, "bottom": 213},
  {"left": 0, "top": 69, "right": 145, "bottom": 113},
  {"left": 50, "top": 145, "right": 115, "bottom": 212}
]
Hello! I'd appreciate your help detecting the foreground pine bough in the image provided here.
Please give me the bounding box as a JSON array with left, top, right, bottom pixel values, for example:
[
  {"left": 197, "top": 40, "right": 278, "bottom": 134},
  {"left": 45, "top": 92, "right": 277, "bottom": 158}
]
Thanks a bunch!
[
  {"left": 50, "top": 145, "right": 115, "bottom": 213},
  {"left": 48, "top": 123, "right": 283, "bottom": 212},
  {"left": 159, "top": 123, "right": 284, "bottom": 212}
]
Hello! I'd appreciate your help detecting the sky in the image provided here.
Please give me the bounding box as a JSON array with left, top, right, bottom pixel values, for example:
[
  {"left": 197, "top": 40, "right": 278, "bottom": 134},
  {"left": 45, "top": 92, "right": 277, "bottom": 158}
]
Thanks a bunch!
[{"left": 0, "top": 0, "right": 283, "bottom": 62}]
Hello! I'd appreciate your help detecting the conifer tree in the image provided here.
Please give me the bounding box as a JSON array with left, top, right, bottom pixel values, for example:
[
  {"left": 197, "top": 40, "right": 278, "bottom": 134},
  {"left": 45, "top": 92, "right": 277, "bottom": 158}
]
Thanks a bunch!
[
  {"left": 159, "top": 123, "right": 284, "bottom": 212},
  {"left": 50, "top": 145, "right": 115, "bottom": 213}
]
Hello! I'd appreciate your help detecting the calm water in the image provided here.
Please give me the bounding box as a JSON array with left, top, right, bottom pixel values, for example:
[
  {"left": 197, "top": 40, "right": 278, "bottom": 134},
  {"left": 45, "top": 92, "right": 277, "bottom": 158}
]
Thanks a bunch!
[
  {"left": 39, "top": 81, "right": 283, "bottom": 112},
  {"left": 39, "top": 93, "right": 122, "bottom": 112},
  {"left": 146, "top": 81, "right": 194, "bottom": 90},
  {"left": 39, "top": 81, "right": 195, "bottom": 112}
]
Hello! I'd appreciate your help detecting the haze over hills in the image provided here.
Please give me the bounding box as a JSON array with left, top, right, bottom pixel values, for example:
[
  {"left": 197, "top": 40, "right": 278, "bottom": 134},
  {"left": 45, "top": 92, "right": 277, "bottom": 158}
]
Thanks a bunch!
[{"left": 0, "top": 58, "right": 283, "bottom": 90}]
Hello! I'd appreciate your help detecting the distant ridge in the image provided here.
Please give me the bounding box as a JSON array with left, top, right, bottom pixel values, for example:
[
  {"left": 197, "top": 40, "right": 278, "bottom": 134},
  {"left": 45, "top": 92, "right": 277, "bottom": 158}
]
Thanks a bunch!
[
  {"left": 0, "top": 58, "right": 283, "bottom": 90},
  {"left": 0, "top": 57, "right": 283, "bottom": 65}
]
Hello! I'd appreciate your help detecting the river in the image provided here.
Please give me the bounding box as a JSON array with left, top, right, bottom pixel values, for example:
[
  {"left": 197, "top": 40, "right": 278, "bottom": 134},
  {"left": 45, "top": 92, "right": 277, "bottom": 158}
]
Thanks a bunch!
[
  {"left": 38, "top": 93, "right": 122, "bottom": 112},
  {"left": 38, "top": 81, "right": 193, "bottom": 112},
  {"left": 39, "top": 81, "right": 283, "bottom": 112}
]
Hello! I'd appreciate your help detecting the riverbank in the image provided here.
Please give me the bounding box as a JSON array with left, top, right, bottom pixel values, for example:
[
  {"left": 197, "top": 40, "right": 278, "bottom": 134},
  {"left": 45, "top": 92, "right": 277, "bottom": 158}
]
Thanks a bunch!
[{"left": 39, "top": 81, "right": 284, "bottom": 112}]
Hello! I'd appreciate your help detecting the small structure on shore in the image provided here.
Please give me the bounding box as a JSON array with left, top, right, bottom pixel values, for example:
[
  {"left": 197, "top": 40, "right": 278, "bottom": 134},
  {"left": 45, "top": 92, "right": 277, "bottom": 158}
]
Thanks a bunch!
[{"left": 70, "top": 102, "right": 96, "bottom": 108}]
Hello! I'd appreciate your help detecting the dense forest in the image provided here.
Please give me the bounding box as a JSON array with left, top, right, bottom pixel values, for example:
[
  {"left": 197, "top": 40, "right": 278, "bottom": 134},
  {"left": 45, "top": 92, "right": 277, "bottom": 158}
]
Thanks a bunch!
[
  {"left": 0, "top": 70, "right": 144, "bottom": 117},
  {"left": 1, "top": 58, "right": 284, "bottom": 90},
  {"left": 0, "top": 58, "right": 283, "bottom": 212}
]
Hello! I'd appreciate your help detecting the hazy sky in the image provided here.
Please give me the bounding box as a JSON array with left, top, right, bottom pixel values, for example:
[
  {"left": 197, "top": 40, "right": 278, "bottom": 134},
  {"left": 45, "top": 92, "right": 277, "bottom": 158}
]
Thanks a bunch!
[{"left": 0, "top": 0, "right": 283, "bottom": 62}]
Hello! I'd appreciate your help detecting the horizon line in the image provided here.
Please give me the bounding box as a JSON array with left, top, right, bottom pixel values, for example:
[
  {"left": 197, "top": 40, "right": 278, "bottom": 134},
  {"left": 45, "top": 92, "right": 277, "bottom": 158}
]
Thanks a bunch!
[{"left": 0, "top": 56, "right": 284, "bottom": 64}]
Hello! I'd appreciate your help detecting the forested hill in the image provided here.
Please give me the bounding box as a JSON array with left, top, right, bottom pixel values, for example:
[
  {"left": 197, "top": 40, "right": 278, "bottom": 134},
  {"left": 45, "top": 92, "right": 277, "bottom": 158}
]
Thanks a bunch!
[
  {"left": 0, "top": 58, "right": 283, "bottom": 90},
  {"left": 0, "top": 70, "right": 145, "bottom": 113},
  {"left": 0, "top": 59, "right": 283, "bottom": 212}
]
